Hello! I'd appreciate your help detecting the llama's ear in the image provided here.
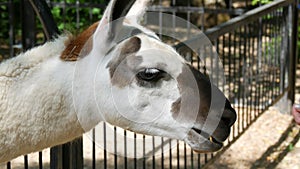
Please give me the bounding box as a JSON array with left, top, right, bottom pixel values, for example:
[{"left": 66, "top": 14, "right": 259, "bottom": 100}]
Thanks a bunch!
[
  {"left": 93, "top": 0, "right": 135, "bottom": 49},
  {"left": 126, "top": 0, "right": 152, "bottom": 24}
]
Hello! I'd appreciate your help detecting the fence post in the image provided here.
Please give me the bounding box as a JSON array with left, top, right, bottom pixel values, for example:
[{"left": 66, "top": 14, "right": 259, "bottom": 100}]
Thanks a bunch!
[
  {"left": 21, "top": 0, "right": 35, "bottom": 50},
  {"left": 50, "top": 138, "right": 83, "bottom": 169},
  {"left": 288, "top": 0, "right": 298, "bottom": 104},
  {"left": 8, "top": 0, "right": 15, "bottom": 58}
]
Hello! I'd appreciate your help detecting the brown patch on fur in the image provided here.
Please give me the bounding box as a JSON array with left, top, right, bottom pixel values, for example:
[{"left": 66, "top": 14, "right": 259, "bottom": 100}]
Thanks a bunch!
[
  {"left": 107, "top": 36, "right": 141, "bottom": 78},
  {"left": 172, "top": 64, "right": 203, "bottom": 122},
  {"left": 106, "top": 37, "right": 142, "bottom": 88},
  {"left": 60, "top": 22, "right": 99, "bottom": 61},
  {"left": 171, "top": 97, "right": 181, "bottom": 118},
  {"left": 120, "top": 36, "right": 142, "bottom": 55}
]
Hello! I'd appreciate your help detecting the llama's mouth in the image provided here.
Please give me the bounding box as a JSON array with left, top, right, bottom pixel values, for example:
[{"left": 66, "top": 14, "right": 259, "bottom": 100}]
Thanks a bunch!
[
  {"left": 184, "top": 127, "right": 224, "bottom": 153},
  {"left": 192, "top": 127, "right": 223, "bottom": 146}
]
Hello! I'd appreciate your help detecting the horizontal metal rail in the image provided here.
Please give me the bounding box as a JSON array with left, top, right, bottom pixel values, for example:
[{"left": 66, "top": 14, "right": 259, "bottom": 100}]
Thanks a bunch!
[
  {"left": 47, "top": 2, "right": 107, "bottom": 9},
  {"left": 175, "top": 0, "right": 294, "bottom": 48},
  {"left": 148, "top": 6, "right": 246, "bottom": 15}
]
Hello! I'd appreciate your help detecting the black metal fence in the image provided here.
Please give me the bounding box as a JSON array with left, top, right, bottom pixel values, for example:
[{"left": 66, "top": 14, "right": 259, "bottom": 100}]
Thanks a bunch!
[
  {"left": 176, "top": 0, "right": 298, "bottom": 166},
  {"left": 0, "top": 0, "right": 298, "bottom": 168}
]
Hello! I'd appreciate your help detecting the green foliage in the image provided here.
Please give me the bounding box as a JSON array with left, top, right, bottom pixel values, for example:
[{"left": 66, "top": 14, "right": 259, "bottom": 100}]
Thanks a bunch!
[
  {"left": 50, "top": 1, "right": 104, "bottom": 33},
  {"left": 0, "top": 1, "right": 105, "bottom": 44},
  {"left": 251, "top": 0, "right": 273, "bottom": 6},
  {"left": 288, "top": 143, "right": 294, "bottom": 152}
]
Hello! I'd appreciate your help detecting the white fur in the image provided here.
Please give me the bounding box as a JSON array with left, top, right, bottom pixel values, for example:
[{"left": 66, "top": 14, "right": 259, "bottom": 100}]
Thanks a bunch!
[{"left": 0, "top": 36, "right": 85, "bottom": 162}]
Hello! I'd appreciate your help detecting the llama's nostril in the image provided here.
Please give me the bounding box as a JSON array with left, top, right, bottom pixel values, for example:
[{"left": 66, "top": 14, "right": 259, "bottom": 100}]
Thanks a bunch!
[
  {"left": 221, "top": 111, "right": 236, "bottom": 127},
  {"left": 222, "top": 100, "right": 237, "bottom": 127}
]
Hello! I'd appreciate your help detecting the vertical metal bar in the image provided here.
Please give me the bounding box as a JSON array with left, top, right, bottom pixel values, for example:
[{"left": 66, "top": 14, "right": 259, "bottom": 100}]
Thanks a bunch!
[
  {"left": 187, "top": 0, "right": 191, "bottom": 38},
  {"left": 161, "top": 137, "right": 164, "bottom": 169},
  {"left": 201, "top": 13, "right": 205, "bottom": 31},
  {"left": 246, "top": 23, "right": 251, "bottom": 126},
  {"left": 261, "top": 14, "right": 266, "bottom": 112},
  {"left": 228, "top": 32, "right": 233, "bottom": 140},
  {"left": 197, "top": 154, "right": 201, "bottom": 169},
  {"left": 124, "top": 130, "right": 127, "bottom": 169},
  {"left": 253, "top": 20, "right": 258, "bottom": 118},
  {"left": 114, "top": 127, "right": 118, "bottom": 169},
  {"left": 242, "top": 25, "right": 247, "bottom": 130},
  {"left": 263, "top": 7, "right": 268, "bottom": 111},
  {"left": 232, "top": 30, "right": 237, "bottom": 139},
  {"left": 274, "top": 9, "right": 278, "bottom": 98},
  {"left": 72, "top": 138, "right": 83, "bottom": 169},
  {"left": 24, "top": 155, "right": 28, "bottom": 169},
  {"left": 222, "top": 34, "right": 226, "bottom": 95},
  {"left": 152, "top": 136, "right": 155, "bottom": 169},
  {"left": 6, "top": 162, "right": 11, "bottom": 169},
  {"left": 238, "top": 26, "right": 242, "bottom": 134},
  {"left": 159, "top": 0, "right": 162, "bottom": 39},
  {"left": 184, "top": 143, "right": 187, "bottom": 169},
  {"left": 281, "top": 7, "right": 289, "bottom": 92},
  {"left": 204, "top": 153, "right": 208, "bottom": 163},
  {"left": 278, "top": 8, "right": 282, "bottom": 96},
  {"left": 190, "top": 149, "right": 194, "bottom": 169},
  {"left": 267, "top": 14, "right": 271, "bottom": 107},
  {"left": 288, "top": 0, "right": 298, "bottom": 103},
  {"left": 280, "top": 7, "right": 286, "bottom": 93},
  {"left": 134, "top": 133, "right": 137, "bottom": 169},
  {"left": 8, "top": 0, "right": 15, "bottom": 58},
  {"left": 272, "top": 9, "right": 280, "bottom": 97},
  {"left": 63, "top": 0, "right": 66, "bottom": 27},
  {"left": 89, "top": 0, "right": 93, "bottom": 23},
  {"left": 92, "top": 128, "right": 96, "bottom": 169},
  {"left": 143, "top": 135, "right": 146, "bottom": 169},
  {"left": 248, "top": 23, "right": 252, "bottom": 124},
  {"left": 62, "top": 144, "right": 71, "bottom": 169},
  {"left": 269, "top": 11, "right": 274, "bottom": 107},
  {"left": 76, "top": 0, "right": 80, "bottom": 29},
  {"left": 39, "top": 152, "right": 43, "bottom": 169},
  {"left": 257, "top": 16, "right": 263, "bottom": 117},
  {"left": 176, "top": 140, "right": 179, "bottom": 169},
  {"left": 21, "top": 0, "right": 36, "bottom": 50},
  {"left": 214, "top": 39, "right": 220, "bottom": 89},
  {"left": 169, "top": 139, "right": 172, "bottom": 169},
  {"left": 50, "top": 146, "right": 63, "bottom": 169},
  {"left": 250, "top": 20, "right": 255, "bottom": 123},
  {"left": 172, "top": 6, "right": 176, "bottom": 44},
  {"left": 104, "top": 123, "right": 107, "bottom": 169}
]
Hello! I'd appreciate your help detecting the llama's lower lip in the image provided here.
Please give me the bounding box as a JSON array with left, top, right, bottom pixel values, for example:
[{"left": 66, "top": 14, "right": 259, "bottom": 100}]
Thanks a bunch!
[
  {"left": 192, "top": 127, "right": 223, "bottom": 145},
  {"left": 186, "top": 128, "right": 223, "bottom": 153},
  {"left": 185, "top": 128, "right": 223, "bottom": 153}
]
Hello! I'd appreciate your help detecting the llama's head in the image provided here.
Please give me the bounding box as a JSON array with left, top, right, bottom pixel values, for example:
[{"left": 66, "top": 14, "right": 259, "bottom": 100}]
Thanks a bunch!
[{"left": 72, "top": 0, "right": 236, "bottom": 153}]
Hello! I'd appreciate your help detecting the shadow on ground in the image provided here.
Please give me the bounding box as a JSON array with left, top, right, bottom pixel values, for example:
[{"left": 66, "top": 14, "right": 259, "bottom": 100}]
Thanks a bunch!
[{"left": 250, "top": 121, "right": 300, "bottom": 169}]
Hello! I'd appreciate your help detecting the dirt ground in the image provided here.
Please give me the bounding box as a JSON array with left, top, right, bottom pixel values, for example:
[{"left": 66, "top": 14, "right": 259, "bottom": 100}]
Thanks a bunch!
[{"left": 206, "top": 107, "right": 300, "bottom": 169}]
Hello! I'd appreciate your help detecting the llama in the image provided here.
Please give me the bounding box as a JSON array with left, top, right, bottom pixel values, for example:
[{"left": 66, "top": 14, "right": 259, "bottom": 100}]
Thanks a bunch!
[{"left": 0, "top": 0, "right": 236, "bottom": 163}]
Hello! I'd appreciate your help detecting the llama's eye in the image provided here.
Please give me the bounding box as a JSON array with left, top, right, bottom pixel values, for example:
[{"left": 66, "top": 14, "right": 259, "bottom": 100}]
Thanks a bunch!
[{"left": 137, "top": 68, "right": 163, "bottom": 82}]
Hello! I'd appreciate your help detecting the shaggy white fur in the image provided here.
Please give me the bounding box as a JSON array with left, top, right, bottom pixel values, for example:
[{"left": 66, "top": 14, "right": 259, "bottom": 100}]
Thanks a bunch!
[{"left": 0, "top": 36, "right": 84, "bottom": 163}]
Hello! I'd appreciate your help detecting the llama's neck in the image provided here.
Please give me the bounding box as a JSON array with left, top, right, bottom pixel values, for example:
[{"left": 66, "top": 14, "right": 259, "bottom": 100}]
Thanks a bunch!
[{"left": 0, "top": 36, "right": 100, "bottom": 163}]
